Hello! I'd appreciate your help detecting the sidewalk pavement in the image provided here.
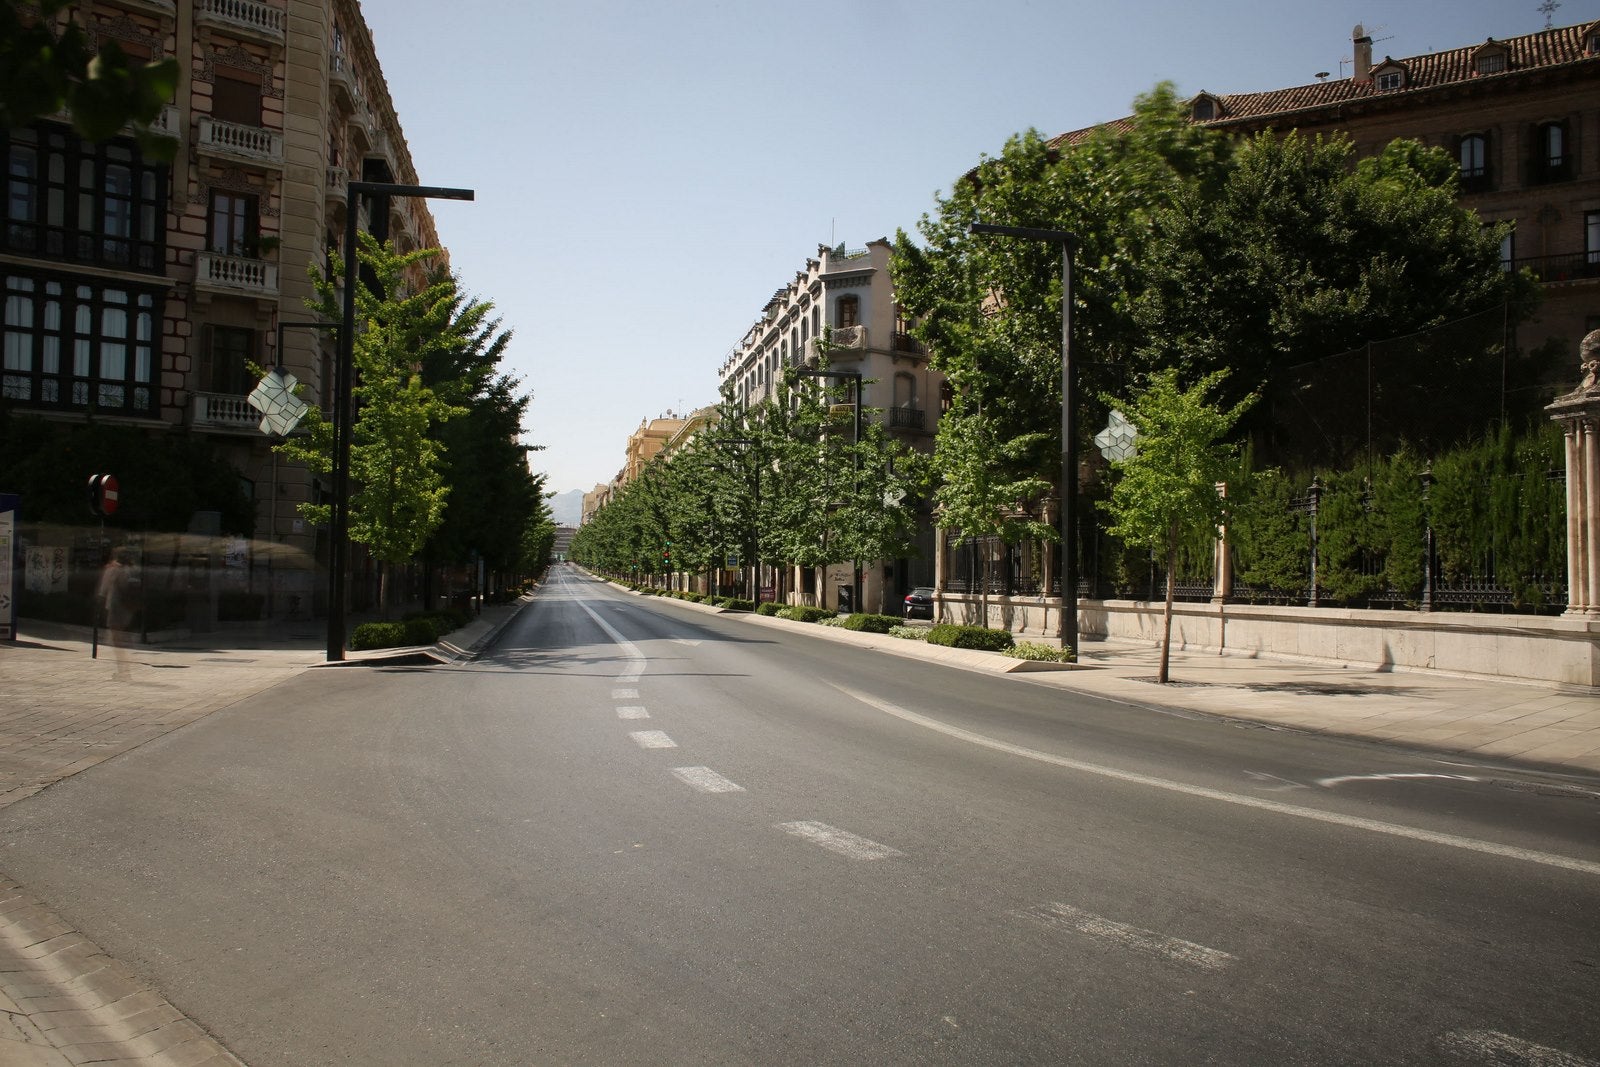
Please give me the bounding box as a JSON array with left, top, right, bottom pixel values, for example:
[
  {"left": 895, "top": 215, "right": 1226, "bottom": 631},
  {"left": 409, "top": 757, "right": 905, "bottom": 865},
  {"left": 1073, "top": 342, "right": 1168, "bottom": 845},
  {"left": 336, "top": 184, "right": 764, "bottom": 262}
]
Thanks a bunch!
[
  {"left": 1, "top": 590, "right": 1598, "bottom": 1064},
  {"left": 0, "top": 601, "right": 518, "bottom": 1067}
]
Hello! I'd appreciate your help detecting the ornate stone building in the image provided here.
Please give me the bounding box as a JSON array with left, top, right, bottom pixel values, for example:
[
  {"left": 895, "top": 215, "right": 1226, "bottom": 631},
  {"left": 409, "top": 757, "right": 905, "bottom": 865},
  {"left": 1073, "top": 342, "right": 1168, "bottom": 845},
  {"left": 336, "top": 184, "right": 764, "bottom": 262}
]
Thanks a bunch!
[
  {"left": 718, "top": 239, "right": 944, "bottom": 611},
  {"left": 2, "top": 0, "right": 444, "bottom": 618}
]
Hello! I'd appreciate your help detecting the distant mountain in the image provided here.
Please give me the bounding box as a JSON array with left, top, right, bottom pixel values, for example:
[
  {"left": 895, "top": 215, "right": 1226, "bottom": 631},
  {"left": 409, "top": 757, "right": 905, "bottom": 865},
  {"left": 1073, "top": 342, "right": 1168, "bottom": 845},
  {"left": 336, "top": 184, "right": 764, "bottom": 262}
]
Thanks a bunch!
[{"left": 546, "top": 489, "right": 584, "bottom": 527}]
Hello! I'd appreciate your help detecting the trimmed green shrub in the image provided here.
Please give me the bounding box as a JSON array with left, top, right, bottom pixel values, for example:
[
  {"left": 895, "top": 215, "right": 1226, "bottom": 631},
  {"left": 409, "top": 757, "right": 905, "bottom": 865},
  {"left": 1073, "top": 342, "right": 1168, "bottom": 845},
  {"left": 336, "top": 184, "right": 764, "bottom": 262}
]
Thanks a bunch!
[
  {"left": 778, "top": 605, "right": 837, "bottom": 623},
  {"left": 403, "top": 617, "right": 440, "bottom": 645},
  {"left": 926, "top": 623, "right": 1015, "bottom": 652},
  {"left": 1004, "top": 641, "right": 1076, "bottom": 663},
  {"left": 720, "top": 598, "right": 755, "bottom": 612},
  {"left": 888, "top": 625, "right": 927, "bottom": 641},
  {"left": 839, "top": 613, "right": 901, "bottom": 634},
  {"left": 350, "top": 621, "right": 407, "bottom": 650},
  {"left": 818, "top": 615, "right": 847, "bottom": 626},
  {"left": 683, "top": 592, "right": 706, "bottom": 603},
  {"left": 755, "top": 602, "right": 784, "bottom": 616}
]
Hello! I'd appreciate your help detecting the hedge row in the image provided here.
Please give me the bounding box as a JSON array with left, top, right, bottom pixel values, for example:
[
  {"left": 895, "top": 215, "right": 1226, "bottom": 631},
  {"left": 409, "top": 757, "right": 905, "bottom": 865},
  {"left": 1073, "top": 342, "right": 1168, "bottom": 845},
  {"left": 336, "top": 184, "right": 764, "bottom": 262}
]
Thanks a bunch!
[
  {"left": 349, "top": 608, "right": 468, "bottom": 651},
  {"left": 926, "top": 624, "right": 1015, "bottom": 652}
]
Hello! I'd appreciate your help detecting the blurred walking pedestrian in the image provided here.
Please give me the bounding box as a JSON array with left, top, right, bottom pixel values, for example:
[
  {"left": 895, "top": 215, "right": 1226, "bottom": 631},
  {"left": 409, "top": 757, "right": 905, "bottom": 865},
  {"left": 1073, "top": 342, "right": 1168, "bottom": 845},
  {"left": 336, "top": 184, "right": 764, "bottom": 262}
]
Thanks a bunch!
[{"left": 96, "top": 547, "right": 137, "bottom": 679}]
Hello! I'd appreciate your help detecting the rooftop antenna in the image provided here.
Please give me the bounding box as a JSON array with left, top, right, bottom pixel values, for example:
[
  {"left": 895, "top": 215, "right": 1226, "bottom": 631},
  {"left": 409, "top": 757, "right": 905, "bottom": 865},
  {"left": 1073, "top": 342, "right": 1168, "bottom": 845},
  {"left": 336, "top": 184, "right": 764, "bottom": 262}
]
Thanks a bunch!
[{"left": 1538, "top": 0, "right": 1560, "bottom": 28}]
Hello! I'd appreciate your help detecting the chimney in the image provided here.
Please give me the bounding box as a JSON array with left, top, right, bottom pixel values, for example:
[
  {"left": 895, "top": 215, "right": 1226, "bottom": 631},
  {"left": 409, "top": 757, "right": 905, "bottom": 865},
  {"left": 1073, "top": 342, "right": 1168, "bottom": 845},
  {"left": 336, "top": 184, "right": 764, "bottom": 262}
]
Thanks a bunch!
[{"left": 1352, "top": 23, "right": 1373, "bottom": 83}]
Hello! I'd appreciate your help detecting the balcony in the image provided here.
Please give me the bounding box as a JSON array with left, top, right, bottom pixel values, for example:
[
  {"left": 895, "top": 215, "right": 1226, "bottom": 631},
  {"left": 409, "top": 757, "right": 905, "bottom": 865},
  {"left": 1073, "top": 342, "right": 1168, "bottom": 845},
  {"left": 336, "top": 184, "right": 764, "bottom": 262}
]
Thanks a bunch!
[
  {"left": 196, "top": 0, "right": 285, "bottom": 44},
  {"left": 1518, "top": 252, "right": 1600, "bottom": 284},
  {"left": 330, "top": 53, "right": 364, "bottom": 112},
  {"left": 804, "top": 325, "right": 866, "bottom": 366},
  {"left": 195, "top": 252, "right": 279, "bottom": 298},
  {"left": 196, "top": 116, "right": 283, "bottom": 167},
  {"left": 119, "top": 0, "right": 177, "bottom": 16},
  {"left": 889, "top": 406, "right": 927, "bottom": 431},
  {"left": 191, "top": 391, "right": 259, "bottom": 433},
  {"left": 892, "top": 331, "right": 925, "bottom": 356},
  {"left": 326, "top": 165, "right": 348, "bottom": 210}
]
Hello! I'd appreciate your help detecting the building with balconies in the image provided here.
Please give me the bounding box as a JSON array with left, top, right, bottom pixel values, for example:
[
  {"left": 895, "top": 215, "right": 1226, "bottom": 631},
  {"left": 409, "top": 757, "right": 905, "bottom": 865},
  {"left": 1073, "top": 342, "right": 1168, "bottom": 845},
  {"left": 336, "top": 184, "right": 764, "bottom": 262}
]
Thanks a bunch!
[
  {"left": 716, "top": 239, "right": 945, "bottom": 611},
  {"left": 1, "top": 0, "right": 445, "bottom": 621}
]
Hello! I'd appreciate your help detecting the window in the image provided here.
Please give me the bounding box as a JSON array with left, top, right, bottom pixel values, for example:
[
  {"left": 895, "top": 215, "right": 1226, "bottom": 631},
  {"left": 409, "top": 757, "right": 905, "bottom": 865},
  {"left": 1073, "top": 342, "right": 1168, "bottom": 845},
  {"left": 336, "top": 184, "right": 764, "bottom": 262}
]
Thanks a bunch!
[
  {"left": 200, "top": 325, "right": 254, "bottom": 395},
  {"left": 836, "top": 294, "right": 859, "bottom": 328},
  {"left": 2, "top": 272, "right": 158, "bottom": 412},
  {"left": 1533, "top": 121, "right": 1570, "bottom": 182},
  {"left": 208, "top": 191, "right": 257, "bottom": 255},
  {"left": 1459, "top": 134, "right": 1487, "bottom": 179},
  {"left": 1193, "top": 97, "right": 1215, "bottom": 121},
  {"left": 1, "top": 125, "right": 165, "bottom": 271},
  {"left": 1500, "top": 228, "right": 1514, "bottom": 272},
  {"left": 1587, "top": 211, "right": 1600, "bottom": 266},
  {"left": 1475, "top": 52, "right": 1506, "bottom": 74},
  {"left": 1376, "top": 70, "right": 1404, "bottom": 91},
  {"left": 212, "top": 69, "right": 261, "bottom": 126},
  {"left": 894, "top": 372, "right": 917, "bottom": 408}
]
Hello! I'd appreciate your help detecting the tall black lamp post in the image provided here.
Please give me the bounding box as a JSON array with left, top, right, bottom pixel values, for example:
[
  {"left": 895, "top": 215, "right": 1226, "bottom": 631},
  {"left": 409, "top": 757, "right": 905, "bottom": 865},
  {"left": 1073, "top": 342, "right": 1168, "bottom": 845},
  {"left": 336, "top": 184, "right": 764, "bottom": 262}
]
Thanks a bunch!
[
  {"left": 328, "top": 181, "right": 474, "bottom": 662},
  {"left": 968, "top": 222, "right": 1078, "bottom": 654},
  {"left": 795, "top": 367, "right": 863, "bottom": 611}
]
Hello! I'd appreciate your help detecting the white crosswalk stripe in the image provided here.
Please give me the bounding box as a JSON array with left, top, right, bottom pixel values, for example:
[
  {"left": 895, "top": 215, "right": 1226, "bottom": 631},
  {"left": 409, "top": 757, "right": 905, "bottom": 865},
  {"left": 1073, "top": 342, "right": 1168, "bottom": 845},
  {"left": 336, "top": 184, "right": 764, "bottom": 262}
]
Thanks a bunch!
[
  {"left": 672, "top": 767, "right": 745, "bottom": 793},
  {"left": 777, "top": 821, "right": 902, "bottom": 860},
  {"left": 1016, "top": 902, "right": 1236, "bottom": 971},
  {"left": 629, "top": 730, "right": 676, "bottom": 749},
  {"left": 616, "top": 706, "right": 649, "bottom": 719}
]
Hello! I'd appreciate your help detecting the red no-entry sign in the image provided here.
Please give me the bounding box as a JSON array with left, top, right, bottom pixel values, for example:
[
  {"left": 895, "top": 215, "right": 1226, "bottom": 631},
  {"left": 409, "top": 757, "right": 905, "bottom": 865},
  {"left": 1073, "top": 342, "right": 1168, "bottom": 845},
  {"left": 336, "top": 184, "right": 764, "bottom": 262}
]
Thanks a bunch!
[{"left": 88, "top": 473, "right": 120, "bottom": 517}]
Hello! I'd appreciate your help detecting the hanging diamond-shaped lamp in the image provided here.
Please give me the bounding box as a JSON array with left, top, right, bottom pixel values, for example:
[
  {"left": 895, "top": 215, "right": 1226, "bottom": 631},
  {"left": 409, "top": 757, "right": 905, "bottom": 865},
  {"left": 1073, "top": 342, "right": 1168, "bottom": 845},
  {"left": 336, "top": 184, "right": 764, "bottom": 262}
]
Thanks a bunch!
[
  {"left": 1094, "top": 409, "right": 1138, "bottom": 462},
  {"left": 248, "top": 367, "right": 309, "bottom": 438}
]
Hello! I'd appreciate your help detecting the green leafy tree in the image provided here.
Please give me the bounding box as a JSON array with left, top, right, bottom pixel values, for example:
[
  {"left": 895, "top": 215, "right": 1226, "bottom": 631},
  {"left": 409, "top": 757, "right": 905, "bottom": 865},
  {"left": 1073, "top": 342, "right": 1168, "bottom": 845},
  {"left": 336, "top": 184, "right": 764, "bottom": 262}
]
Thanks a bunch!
[
  {"left": 2, "top": 0, "right": 178, "bottom": 159},
  {"left": 1136, "top": 132, "right": 1538, "bottom": 454},
  {"left": 279, "top": 234, "right": 464, "bottom": 614},
  {"left": 1102, "top": 368, "right": 1253, "bottom": 682},
  {"left": 893, "top": 87, "right": 1232, "bottom": 582}
]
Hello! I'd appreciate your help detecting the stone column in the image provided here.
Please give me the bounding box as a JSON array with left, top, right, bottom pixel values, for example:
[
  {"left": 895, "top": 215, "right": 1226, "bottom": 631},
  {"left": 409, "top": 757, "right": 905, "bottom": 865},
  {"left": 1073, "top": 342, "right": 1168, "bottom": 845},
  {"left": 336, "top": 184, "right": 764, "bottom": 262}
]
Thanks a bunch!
[
  {"left": 1212, "top": 481, "right": 1232, "bottom": 603},
  {"left": 933, "top": 523, "right": 947, "bottom": 624},
  {"left": 1546, "top": 330, "right": 1600, "bottom": 616}
]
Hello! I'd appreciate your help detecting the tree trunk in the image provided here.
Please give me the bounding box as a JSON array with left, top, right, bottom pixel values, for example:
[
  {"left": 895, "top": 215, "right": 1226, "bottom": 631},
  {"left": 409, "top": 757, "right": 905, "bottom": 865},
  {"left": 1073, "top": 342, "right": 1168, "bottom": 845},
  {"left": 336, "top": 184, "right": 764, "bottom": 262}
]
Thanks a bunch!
[{"left": 1160, "top": 533, "right": 1177, "bottom": 684}]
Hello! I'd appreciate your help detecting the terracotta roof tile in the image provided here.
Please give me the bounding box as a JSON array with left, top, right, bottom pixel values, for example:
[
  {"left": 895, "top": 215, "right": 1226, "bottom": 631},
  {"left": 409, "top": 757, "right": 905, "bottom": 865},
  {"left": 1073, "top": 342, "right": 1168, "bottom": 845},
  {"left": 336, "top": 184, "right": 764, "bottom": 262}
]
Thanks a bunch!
[{"left": 1049, "top": 20, "right": 1599, "bottom": 147}]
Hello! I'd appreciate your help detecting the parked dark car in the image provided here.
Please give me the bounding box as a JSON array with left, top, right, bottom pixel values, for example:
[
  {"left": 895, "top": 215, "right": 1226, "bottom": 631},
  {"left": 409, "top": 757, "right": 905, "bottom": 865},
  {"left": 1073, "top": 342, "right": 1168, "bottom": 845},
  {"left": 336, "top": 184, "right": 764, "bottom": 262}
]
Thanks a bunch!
[{"left": 903, "top": 586, "right": 935, "bottom": 619}]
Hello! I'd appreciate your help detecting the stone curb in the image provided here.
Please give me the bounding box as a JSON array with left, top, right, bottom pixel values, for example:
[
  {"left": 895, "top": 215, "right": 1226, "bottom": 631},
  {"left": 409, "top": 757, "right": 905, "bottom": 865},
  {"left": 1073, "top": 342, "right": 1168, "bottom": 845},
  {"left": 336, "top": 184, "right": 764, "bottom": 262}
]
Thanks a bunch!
[{"left": 0, "top": 879, "right": 242, "bottom": 1067}]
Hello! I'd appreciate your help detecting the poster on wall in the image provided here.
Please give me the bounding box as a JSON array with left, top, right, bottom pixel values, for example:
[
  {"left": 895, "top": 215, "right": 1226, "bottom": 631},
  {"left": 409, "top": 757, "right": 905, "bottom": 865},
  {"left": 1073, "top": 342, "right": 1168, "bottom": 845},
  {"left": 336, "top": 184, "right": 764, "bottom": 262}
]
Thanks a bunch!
[
  {"left": 0, "top": 494, "right": 17, "bottom": 641},
  {"left": 25, "top": 546, "right": 69, "bottom": 595}
]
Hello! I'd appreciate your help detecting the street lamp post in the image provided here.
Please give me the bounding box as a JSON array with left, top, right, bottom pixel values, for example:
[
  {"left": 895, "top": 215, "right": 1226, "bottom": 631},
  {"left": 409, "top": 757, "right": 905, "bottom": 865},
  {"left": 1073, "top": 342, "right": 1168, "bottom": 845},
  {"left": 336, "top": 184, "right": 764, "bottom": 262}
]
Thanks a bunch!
[
  {"left": 795, "top": 367, "right": 862, "bottom": 612},
  {"left": 328, "top": 181, "right": 474, "bottom": 662},
  {"left": 969, "top": 222, "right": 1078, "bottom": 655},
  {"left": 264, "top": 320, "right": 337, "bottom": 620}
]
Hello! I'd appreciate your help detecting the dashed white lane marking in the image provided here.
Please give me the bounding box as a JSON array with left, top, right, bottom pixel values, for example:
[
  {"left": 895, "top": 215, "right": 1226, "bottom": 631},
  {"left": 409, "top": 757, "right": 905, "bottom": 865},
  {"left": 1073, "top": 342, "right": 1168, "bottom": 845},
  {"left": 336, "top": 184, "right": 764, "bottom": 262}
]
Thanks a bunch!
[
  {"left": 629, "top": 730, "right": 677, "bottom": 749},
  {"left": 1437, "top": 1029, "right": 1598, "bottom": 1066},
  {"left": 1017, "top": 902, "right": 1236, "bottom": 972},
  {"left": 574, "top": 597, "right": 645, "bottom": 682},
  {"left": 832, "top": 685, "right": 1600, "bottom": 879},
  {"left": 672, "top": 767, "right": 746, "bottom": 793},
  {"left": 616, "top": 706, "right": 650, "bottom": 720},
  {"left": 777, "top": 821, "right": 903, "bottom": 860},
  {"left": 612, "top": 688, "right": 639, "bottom": 700},
  {"left": 673, "top": 639, "right": 703, "bottom": 646}
]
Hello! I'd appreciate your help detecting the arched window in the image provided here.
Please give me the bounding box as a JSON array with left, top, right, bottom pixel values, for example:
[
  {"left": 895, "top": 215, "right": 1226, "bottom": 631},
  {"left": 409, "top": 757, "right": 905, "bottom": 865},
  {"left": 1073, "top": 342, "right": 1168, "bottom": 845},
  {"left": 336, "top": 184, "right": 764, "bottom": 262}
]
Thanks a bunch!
[
  {"left": 1192, "top": 96, "right": 1215, "bottom": 121},
  {"left": 836, "top": 294, "right": 859, "bottom": 328},
  {"left": 1534, "top": 121, "right": 1570, "bottom": 182},
  {"left": 1459, "top": 134, "right": 1486, "bottom": 179}
]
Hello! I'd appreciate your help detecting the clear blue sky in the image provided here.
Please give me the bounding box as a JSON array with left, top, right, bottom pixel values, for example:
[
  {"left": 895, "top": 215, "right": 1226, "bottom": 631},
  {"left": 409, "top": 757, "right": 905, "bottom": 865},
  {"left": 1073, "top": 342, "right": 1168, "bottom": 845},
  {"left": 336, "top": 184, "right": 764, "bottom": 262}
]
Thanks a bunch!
[{"left": 360, "top": 0, "right": 1590, "bottom": 495}]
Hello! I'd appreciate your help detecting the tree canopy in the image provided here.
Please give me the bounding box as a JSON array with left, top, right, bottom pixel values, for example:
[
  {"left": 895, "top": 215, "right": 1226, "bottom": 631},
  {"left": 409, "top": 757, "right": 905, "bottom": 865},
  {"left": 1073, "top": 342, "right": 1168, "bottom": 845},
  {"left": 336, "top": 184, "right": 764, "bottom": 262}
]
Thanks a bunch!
[{"left": 1, "top": 0, "right": 179, "bottom": 159}]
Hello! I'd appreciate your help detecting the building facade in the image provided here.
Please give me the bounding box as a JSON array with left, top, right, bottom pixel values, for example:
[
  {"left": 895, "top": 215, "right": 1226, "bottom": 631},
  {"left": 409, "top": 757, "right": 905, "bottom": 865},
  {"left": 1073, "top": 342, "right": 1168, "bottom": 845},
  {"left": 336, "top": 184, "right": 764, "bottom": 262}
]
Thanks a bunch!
[
  {"left": 718, "top": 239, "right": 944, "bottom": 611},
  {"left": 3, "top": 0, "right": 442, "bottom": 620}
]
